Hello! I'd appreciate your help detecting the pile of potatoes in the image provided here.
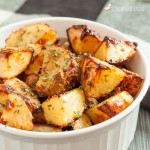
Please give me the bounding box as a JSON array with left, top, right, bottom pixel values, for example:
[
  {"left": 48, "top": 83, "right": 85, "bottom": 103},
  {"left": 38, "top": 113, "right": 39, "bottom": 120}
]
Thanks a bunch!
[{"left": 0, "top": 23, "right": 143, "bottom": 132}]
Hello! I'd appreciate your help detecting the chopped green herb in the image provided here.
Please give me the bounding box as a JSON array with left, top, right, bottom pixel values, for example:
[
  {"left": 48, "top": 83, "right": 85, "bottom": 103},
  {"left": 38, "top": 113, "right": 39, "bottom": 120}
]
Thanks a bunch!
[
  {"left": 14, "top": 109, "right": 20, "bottom": 113},
  {"left": 48, "top": 104, "right": 52, "bottom": 110},
  {"left": 40, "top": 75, "right": 47, "bottom": 81},
  {"left": 53, "top": 53, "right": 58, "bottom": 57},
  {"left": 0, "top": 102, "right": 5, "bottom": 107},
  {"left": 57, "top": 83, "right": 63, "bottom": 87},
  {"left": 104, "top": 74, "right": 109, "bottom": 82},
  {"left": 16, "top": 104, "right": 22, "bottom": 107},
  {"left": 55, "top": 63, "right": 60, "bottom": 67},
  {"left": 73, "top": 111, "right": 80, "bottom": 117}
]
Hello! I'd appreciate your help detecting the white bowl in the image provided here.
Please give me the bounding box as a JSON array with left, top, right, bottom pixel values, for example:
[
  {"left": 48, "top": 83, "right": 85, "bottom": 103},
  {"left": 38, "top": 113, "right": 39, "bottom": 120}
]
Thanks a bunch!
[{"left": 0, "top": 17, "right": 149, "bottom": 150}]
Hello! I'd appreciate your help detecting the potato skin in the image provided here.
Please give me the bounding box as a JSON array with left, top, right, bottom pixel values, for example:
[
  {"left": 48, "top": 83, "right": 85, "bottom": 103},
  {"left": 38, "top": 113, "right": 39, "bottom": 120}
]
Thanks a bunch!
[
  {"left": 6, "top": 23, "right": 58, "bottom": 47},
  {"left": 0, "top": 78, "right": 40, "bottom": 112},
  {"left": 118, "top": 69, "right": 143, "bottom": 97},
  {"left": 81, "top": 56, "right": 125, "bottom": 99},
  {"left": 32, "top": 124, "right": 62, "bottom": 132},
  {"left": 0, "top": 93, "right": 33, "bottom": 130},
  {"left": 67, "top": 25, "right": 102, "bottom": 55},
  {"left": 35, "top": 45, "right": 80, "bottom": 97},
  {"left": 94, "top": 36, "right": 136, "bottom": 64},
  {"left": 86, "top": 91, "right": 133, "bottom": 124},
  {"left": 42, "top": 88, "right": 86, "bottom": 127},
  {"left": 0, "top": 48, "right": 32, "bottom": 79}
]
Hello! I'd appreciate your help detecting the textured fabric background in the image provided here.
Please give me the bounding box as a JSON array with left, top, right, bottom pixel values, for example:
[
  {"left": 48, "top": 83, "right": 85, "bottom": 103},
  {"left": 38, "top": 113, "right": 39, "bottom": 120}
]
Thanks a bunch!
[{"left": 0, "top": 0, "right": 150, "bottom": 149}]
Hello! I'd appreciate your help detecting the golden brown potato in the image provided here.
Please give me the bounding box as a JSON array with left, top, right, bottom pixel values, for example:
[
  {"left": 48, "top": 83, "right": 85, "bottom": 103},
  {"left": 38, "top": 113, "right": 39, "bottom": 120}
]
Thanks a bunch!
[
  {"left": 32, "top": 124, "right": 62, "bottom": 132},
  {"left": 81, "top": 56, "right": 125, "bottom": 99},
  {"left": 94, "top": 36, "right": 136, "bottom": 64},
  {"left": 0, "top": 78, "right": 40, "bottom": 112},
  {"left": 42, "top": 88, "right": 86, "bottom": 127},
  {"left": 6, "top": 23, "right": 58, "bottom": 47},
  {"left": 25, "top": 50, "right": 44, "bottom": 75},
  {"left": 25, "top": 44, "right": 42, "bottom": 58},
  {"left": 72, "top": 114, "right": 92, "bottom": 130},
  {"left": 0, "top": 47, "right": 32, "bottom": 79},
  {"left": 35, "top": 45, "right": 80, "bottom": 97},
  {"left": 67, "top": 25, "right": 102, "bottom": 55},
  {"left": 0, "top": 93, "right": 33, "bottom": 130},
  {"left": 86, "top": 91, "right": 133, "bottom": 124},
  {"left": 118, "top": 69, "right": 143, "bottom": 97}
]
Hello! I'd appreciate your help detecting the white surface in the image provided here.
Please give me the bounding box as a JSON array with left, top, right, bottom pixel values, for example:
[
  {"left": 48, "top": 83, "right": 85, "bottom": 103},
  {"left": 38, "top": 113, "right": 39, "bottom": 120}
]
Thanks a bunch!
[{"left": 0, "top": 17, "right": 149, "bottom": 150}]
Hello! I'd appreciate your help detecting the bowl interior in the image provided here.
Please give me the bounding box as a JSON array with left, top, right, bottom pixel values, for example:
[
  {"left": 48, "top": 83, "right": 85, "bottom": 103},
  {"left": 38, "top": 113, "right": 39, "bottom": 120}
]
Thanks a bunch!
[{"left": 0, "top": 17, "right": 149, "bottom": 138}]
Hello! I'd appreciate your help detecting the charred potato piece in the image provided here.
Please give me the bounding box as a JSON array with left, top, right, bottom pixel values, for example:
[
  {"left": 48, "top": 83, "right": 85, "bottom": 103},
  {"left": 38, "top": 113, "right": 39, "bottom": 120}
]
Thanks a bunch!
[
  {"left": 6, "top": 23, "right": 58, "bottom": 47},
  {"left": 32, "top": 124, "right": 62, "bottom": 132},
  {"left": 0, "top": 93, "right": 33, "bottom": 130},
  {"left": 0, "top": 78, "right": 40, "bottom": 112},
  {"left": 35, "top": 45, "right": 80, "bottom": 97},
  {"left": 67, "top": 25, "right": 102, "bottom": 55},
  {"left": 94, "top": 36, "right": 136, "bottom": 64},
  {"left": 33, "top": 107, "right": 46, "bottom": 124},
  {"left": 86, "top": 91, "right": 133, "bottom": 124},
  {"left": 81, "top": 56, "right": 125, "bottom": 99},
  {"left": 72, "top": 114, "right": 92, "bottom": 130},
  {"left": 42, "top": 88, "right": 86, "bottom": 127},
  {"left": 119, "top": 69, "right": 143, "bottom": 97},
  {"left": 0, "top": 48, "right": 32, "bottom": 79}
]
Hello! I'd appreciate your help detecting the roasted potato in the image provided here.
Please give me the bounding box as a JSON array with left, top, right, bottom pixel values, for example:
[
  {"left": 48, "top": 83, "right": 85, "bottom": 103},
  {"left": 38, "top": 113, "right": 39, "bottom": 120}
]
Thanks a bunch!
[
  {"left": 81, "top": 56, "right": 125, "bottom": 99},
  {"left": 0, "top": 78, "right": 40, "bottom": 112},
  {"left": 42, "top": 88, "right": 86, "bottom": 127},
  {"left": 0, "top": 93, "right": 33, "bottom": 130},
  {"left": 6, "top": 23, "right": 58, "bottom": 47},
  {"left": 35, "top": 45, "right": 80, "bottom": 97},
  {"left": 0, "top": 47, "right": 32, "bottom": 79},
  {"left": 32, "top": 124, "right": 62, "bottom": 132},
  {"left": 86, "top": 91, "right": 133, "bottom": 124},
  {"left": 67, "top": 25, "right": 102, "bottom": 55},
  {"left": 94, "top": 36, "right": 136, "bottom": 64},
  {"left": 118, "top": 69, "right": 143, "bottom": 97},
  {"left": 72, "top": 114, "right": 92, "bottom": 130},
  {"left": 25, "top": 50, "right": 44, "bottom": 75},
  {"left": 25, "top": 44, "right": 42, "bottom": 58}
]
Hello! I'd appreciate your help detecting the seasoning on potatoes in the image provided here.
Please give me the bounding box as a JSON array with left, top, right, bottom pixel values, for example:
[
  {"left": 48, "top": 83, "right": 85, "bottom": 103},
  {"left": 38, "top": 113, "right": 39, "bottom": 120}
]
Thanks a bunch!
[
  {"left": 0, "top": 78, "right": 40, "bottom": 112},
  {"left": 0, "top": 93, "right": 33, "bottom": 130},
  {"left": 35, "top": 45, "right": 80, "bottom": 97},
  {"left": 67, "top": 25, "right": 102, "bottom": 55},
  {"left": 42, "top": 88, "right": 86, "bottom": 127},
  {"left": 6, "top": 23, "right": 58, "bottom": 47},
  {"left": 94, "top": 36, "right": 136, "bottom": 64},
  {"left": 0, "top": 47, "right": 32, "bottom": 79},
  {"left": 81, "top": 55, "right": 125, "bottom": 99},
  {"left": 86, "top": 91, "right": 133, "bottom": 124}
]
